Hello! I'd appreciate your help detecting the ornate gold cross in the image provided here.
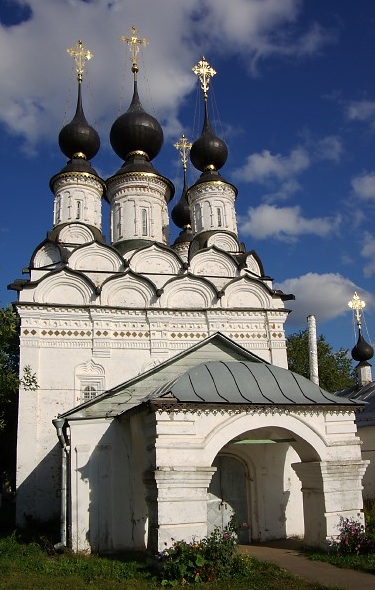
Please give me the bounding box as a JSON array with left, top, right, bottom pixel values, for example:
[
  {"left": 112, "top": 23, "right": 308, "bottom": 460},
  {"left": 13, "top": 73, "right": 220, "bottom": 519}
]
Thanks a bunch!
[
  {"left": 174, "top": 134, "right": 192, "bottom": 171},
  {"left": 67, "top": 40, "right": 93, "bottom": 83},
  {"left": 348, "top": 291, "right": 366, "bottom": 326},
  {"left": 192, "top": 56, "right": 216, "bottom": 99},
  {"left": 120, "top": 25, "right": 149, "bottom": 72}
]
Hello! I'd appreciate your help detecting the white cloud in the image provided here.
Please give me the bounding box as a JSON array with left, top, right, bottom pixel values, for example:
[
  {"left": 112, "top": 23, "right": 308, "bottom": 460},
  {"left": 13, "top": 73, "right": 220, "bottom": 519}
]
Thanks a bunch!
[
  {"left": 346, "top": 99, "right": 375, "bottom": 125},
  {"left": 275, "top": 272, "right": 374, "bottom": 324},
  {"left": 238, "top": 204, "right": 341, "bottom": 241},
  {"left": 361, "top": 232, "right": 375, "bottom": 277},
  {"left": 351, "top": 172, "right": 375, "bottom": 201},
  {"left": 0, "top": 0, "right": 335, "bottom": 149},
  {"left": 232, "top": 135, "right": 342, "bottom": 190},
  {"left": 233, "top": 147, "right": 310, "bottom": 183},
  {"left": 313, "top": 135, "right": 343, "bottom": 162}
]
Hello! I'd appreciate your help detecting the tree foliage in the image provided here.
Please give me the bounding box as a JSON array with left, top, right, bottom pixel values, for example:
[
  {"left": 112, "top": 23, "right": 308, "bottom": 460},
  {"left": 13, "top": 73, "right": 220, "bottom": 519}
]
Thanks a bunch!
[
  {"left": 0, "top": 307, "right": 20, "bottom": 494},
  {"left": 0, "top": 307, "right": 38, "bottom": 494},
  {"left": 287, "top": 329, "right": 355, "bottom": 393}
]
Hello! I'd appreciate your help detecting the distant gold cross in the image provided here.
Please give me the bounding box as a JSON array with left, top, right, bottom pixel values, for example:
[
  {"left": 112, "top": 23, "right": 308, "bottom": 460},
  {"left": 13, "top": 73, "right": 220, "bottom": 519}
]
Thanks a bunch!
[
  {"left": 174, "top": 134, "right": 192, "bottom": 170},
  {"left": 192, "top": 56, "right": 216, "bottom": 99},
  {"left": 67, "top": 40, "right": 93, "bottom": 83},
  {"left": 348, "top": 291, "right": 366, "bottom": 325},
  {"left": 120, "top": 25, "right": 149, "bottom": 71}
]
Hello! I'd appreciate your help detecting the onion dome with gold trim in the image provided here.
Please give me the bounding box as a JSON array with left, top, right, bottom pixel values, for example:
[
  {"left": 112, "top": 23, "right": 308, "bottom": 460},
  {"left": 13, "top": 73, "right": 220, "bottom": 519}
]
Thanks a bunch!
[
  {"left": 110, "top": 79, "right": 163, "bottom": 167},
  {"left": 59, "top": 83, "right": 100, "bottom": 163},
  {"left": 351, "top": 328, "right": 374, "bottom": 363},
  {"left": 190, "top": 102, "right": 228, "bottom": 174},
  {"left": 50, "top": 41, "right": 103, "bottom": 184}
]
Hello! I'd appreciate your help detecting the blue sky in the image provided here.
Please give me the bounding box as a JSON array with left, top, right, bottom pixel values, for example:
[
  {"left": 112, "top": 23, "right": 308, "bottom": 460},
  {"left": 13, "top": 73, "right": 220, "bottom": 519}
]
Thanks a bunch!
[{"left": 1, "top": 0, "right": 375, "bottom": 352}]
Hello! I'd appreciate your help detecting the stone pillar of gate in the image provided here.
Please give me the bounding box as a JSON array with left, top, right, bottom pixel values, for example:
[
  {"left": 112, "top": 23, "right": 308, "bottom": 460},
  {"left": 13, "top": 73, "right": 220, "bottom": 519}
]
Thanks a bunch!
[
  {"left": 144, "top": 466, "right": 216, "bottom": 552},
  {"left": 292, "top": 459, "right": 369, "bottom": 548}
]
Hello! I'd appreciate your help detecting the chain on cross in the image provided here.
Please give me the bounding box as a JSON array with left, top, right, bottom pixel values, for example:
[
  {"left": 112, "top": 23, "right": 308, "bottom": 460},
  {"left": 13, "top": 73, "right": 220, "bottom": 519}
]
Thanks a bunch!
[
  {"left": 174, "top": 134, "right": 192, "bottom": 171},
  {"left": 348, "top": 291, "right": 366, "bottom": 326},
  {"left": 120, "top": 25, "right": 149, "bottom": 72},
  {"left": 67, "top": 40, "right": 93, "bottom": 83},
  {"left": 192, "top": 56, "right": 216, "bottom": 99}
]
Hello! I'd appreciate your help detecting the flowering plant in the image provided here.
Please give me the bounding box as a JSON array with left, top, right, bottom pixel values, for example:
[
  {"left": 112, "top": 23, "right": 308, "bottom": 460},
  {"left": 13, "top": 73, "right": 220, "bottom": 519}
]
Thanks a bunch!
[
  {"left": 333, "top": 517, "right": 374, "bottom": 555},
  {"left": 159, "top": 520, "right": 251, "bottom": 586}
]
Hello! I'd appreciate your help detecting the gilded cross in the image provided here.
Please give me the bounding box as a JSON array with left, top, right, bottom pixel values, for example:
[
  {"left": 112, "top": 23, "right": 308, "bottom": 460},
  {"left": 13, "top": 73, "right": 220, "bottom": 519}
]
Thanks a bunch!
[
  {"left": 192, "top": 56, "right": 216, "bottom": 99},
  {"left": 348, "top": 291, "right": 366, "bottom": 326},
  {"left": 120, "top": 25, "right": 149, "bottom": 72},
  {"left": 67, "top": 40, "right": 93, "bottom": 83},
  {"left": 174, "top": 134, "right": 192, "bottom": 171}
]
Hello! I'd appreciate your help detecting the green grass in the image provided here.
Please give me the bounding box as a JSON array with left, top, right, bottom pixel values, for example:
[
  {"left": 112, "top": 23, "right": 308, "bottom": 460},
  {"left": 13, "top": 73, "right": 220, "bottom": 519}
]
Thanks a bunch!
[
  {"left": 0, "top": 533, "right": 342, "bottom": 590},
  {"left": 308, "top": 550, "right": 375, "bottom": 575}
]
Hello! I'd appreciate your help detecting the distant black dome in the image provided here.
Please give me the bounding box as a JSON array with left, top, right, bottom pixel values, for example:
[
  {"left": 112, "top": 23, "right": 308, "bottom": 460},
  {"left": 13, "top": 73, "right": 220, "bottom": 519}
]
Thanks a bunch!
[
  {"left": 58, "top": 84, "right": 100, "bottom": 161},
  {"left": 110, "top": 80, "right": 163, "bottom": 162},
  {"left": 190, "top": 104, "right": 228, "bottom": 172},
  {"left": 173, "top": 226, "right": 193, "bottom": 246},
  {"left": 352, "top": 329, "right": 374, "bottom": 362},
  {"left": 171, "top": 180, "right": 191, "bottom": 228}
]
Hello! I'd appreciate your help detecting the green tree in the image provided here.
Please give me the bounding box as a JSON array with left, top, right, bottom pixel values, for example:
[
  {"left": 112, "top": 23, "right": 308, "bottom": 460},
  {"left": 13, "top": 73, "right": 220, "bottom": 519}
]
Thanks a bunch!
[
  {"left": 286, "top": 329, "right": 355, "bottom": 393},
  {"left": 0, "top": 306, "right": 20, "bottom": 495},
  {"left": 0, "top": 307, "right": 38, "bottom": 496}
]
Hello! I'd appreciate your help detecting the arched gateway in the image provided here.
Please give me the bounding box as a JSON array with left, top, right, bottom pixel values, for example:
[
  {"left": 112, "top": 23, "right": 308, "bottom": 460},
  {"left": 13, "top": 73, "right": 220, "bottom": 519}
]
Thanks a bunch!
[{"left": 60, "top": 333, "right": 367, "bottom": 553}]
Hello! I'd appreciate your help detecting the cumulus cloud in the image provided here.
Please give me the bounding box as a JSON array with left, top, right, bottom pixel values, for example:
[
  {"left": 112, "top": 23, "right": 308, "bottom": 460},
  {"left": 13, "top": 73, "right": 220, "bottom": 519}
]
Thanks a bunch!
[
  {"left": 346, "top": 99, "right": 375, "bottom": 126},
  {"left": 275, "top": 272, "right": 374, "bottom": 324},
  {"left": 351, "top": 172, "right": 375, "bottom": 201},
  {"left": 0, "top": 0, "right": 335, "bottom": 149},
  {"left": 238, "top": 204, "right": 341, "bottom": 241},
  {"left": 313, "top": 135, "right": 343, "bottom": 162},
  {"left": 232, "top": 135, "right": 342, "bottom": 197},
  {"left": 233, "top": 147, "right": 310, "bottom": 183},
  {"left": 361, "top": 232, "right": 375, "bottom": 277}
]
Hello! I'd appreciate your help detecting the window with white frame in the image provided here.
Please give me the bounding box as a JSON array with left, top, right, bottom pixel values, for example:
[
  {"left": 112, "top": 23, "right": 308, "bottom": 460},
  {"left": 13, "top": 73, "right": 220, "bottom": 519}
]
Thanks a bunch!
[
  {"left": 76, "top": 200, "right": 83, "bottom": 220},
  {"left": 194, "top": 203, "right": 203, "bottom": 231},
  {"left": 141, "top": 208, "right": 148, "bottom": 236},
  {"left": 217, "top": 207, "right": 223, "bottom": 227},
  {"left": 83, "top": 384, "right": 97, "bottom": 401}
]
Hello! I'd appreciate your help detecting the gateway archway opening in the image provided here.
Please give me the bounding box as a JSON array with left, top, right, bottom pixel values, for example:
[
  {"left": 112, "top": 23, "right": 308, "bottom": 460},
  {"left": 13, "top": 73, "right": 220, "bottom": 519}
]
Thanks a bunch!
[{"left": 208, "top": 454, "right": 249, "bottom": 543}]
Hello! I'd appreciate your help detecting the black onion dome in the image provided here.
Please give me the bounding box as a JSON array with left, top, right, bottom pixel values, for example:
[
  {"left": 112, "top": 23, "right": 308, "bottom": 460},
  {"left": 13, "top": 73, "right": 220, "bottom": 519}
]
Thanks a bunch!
[
  {"left": 171, "top": 177, "right": 191, "bottom": 228},
  {"left": 190, "top": 102, "right": 228, "bottom": 172},
  {"left": 351, "top": 329, "right": 374, "bottom": 362},
  {"left": 110, "top": 80, "right": 163, "bottom": 162},
  {"left": 59, "top": 83, "right": 100, "bottom": 161},
  {"left": 174, "top": 226, "right": 193, "bottom": 246}
]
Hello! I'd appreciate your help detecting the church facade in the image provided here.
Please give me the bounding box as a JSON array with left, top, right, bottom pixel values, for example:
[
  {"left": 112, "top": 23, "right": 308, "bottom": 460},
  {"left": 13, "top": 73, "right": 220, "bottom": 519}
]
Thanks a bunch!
[{"left": 10, "top": 39, "right": 367, "bottom": 553}]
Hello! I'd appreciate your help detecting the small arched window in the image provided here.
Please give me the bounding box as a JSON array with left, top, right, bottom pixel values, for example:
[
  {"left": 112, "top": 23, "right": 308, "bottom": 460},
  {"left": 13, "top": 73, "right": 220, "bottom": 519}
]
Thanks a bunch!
[
  {"left": 217, "top": 207, "right": 223, "bottom": 227},
  {"left": 83, "top": 385, "right": 97, "bottom": 402},
  {"left": 194, "top": 203, "right": 203, "bottom": 231},
  {"left": 141, "top": 208, "right": 148, "bottom": 236}
]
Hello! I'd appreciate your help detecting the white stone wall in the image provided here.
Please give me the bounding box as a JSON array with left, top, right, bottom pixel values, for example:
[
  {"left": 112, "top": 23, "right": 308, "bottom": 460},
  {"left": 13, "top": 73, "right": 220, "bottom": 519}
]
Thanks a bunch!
[
  {"left": 188, "top": 181, "right": 237, "bottom": 236},
  {"left": 360, "top": 426, "right": 375, "bottom": 500},
  {"left": 107, "top": 173, "right": 171, "bottom": 245},
  {"left": 52, "top": 175, "right": 104, "bottom": 231},
  {"left": 62, "top": 406, "right": 367, "bottom": 552}
]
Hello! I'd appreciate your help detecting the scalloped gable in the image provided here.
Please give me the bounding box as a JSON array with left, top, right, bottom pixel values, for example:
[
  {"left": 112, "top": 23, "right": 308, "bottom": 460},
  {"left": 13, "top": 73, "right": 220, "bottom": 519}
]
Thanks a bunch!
[
  {"left": 100, "top": 271, "right": 157, "bottom": 307},
  {"left": 190, "top": 247, "right": 239, "bottom": 278},
  {"left": 128, "top": 243, "right": 183, "bottom": 275},
  {"left": 29, "top": 268, "right": 97, "bottom": 305},
  {"left": 160, "top": 273, "right": 218, "bottom": 308},
  {"left": 69, "top": 242, "right": 125, "bottom": 273},
  {"left": 31, "top": 240, "right": 63, "bottom": 269}
]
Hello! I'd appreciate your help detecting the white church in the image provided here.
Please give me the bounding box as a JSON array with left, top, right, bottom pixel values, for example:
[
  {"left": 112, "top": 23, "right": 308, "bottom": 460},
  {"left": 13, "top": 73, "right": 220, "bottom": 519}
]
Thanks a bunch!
[{"left": 9, "top": 35, "right": 368, "bottom": 554}]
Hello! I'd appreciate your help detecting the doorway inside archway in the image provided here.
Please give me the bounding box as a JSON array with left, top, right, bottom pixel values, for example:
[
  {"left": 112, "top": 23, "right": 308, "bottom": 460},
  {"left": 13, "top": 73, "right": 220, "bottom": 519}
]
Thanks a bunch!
[{"left": 207, "top": 454, "right": 249, "bottom": 543}]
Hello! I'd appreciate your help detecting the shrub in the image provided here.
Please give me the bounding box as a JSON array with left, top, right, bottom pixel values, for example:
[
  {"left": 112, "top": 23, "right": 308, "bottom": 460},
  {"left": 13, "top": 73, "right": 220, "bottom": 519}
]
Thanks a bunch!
[
  {"left": 158, "top": 521, "right": 252, "bottom": 586},
  {"left": 333, "top": 517, "right": 374, "bottom": 555}
]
